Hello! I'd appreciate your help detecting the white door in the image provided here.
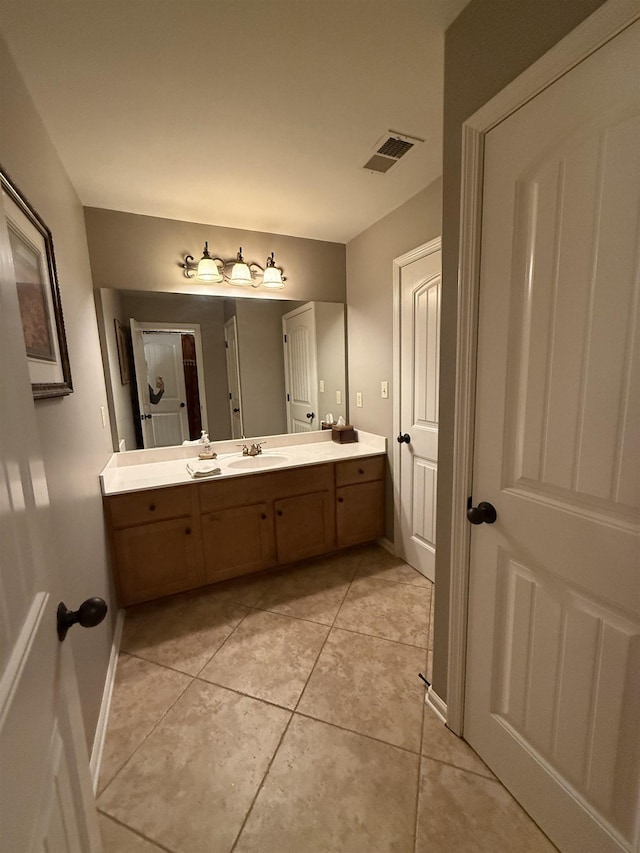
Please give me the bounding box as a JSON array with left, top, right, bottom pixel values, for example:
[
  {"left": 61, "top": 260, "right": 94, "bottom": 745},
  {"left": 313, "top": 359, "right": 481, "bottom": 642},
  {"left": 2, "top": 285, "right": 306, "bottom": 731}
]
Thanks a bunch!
[
  {"left": 0, "top": 199, "right": 101, "bottom": 849},
  {"left": 394, "top": 241, "right": 441, "bottom": 582},
  {"left": 131, "top": 322, "right": 189, "bottom": 448},
  {"left": 224, "top": 317, "right": 244, "bottom": 439},
  {"left": 283, "top": 302, "right": 318, "bottom": 433},
  {"left": 465, "top": 20, "right": 640, "bottom": 853}
]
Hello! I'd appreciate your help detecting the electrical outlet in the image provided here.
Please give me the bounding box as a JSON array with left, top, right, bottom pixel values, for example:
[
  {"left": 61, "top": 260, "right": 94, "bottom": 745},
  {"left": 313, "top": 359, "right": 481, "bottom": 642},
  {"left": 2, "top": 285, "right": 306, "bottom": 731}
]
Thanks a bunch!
[
  {"left": 381, "top": 380, "right": 389, "bottom": 399},
  {"left": 336, "top": 390, "right": 342, "bottom": 405},
  {"left": 356, "top": 391, "right": 363, "bottom": 408},
  {"left": 319, "top": 379, "right": 325, "bottom": 392}
]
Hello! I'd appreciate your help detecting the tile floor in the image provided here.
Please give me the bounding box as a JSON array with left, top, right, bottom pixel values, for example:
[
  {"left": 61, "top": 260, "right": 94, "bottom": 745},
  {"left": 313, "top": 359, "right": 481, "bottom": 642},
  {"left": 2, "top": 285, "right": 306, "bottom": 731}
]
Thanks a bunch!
[{"left": 97, "top": 544, "right": 556, "bottom": 853}]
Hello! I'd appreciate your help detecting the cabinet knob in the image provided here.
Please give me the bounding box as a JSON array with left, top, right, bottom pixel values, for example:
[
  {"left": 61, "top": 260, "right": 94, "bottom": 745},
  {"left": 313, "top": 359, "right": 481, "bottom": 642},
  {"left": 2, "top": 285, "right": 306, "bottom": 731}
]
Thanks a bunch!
[
  {"left": 338, "top": 497, "right": 344, "bottom": 503},
  {"left": 149, "top": 504, "right": 156, "bottom": 511},
  {"left": 358, "top": 468, "right": 364, "bottom": 475},
  {"left": 277, "top": 509, "right": 283, "bottom": 517},
  {"left": 261, "top": 513, "right": 267, "bottom": 520},
  {"left": 185, "top": 527, "right": 191, "bottom": 535}
]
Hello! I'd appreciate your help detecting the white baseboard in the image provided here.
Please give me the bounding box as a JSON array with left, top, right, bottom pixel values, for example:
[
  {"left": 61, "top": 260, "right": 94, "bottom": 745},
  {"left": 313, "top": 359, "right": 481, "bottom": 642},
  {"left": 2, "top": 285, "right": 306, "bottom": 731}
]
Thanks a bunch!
[
  {"left": 425, "top": 685, "right": 447, "bottom": 724},
  {"left": 89, "top": 608, "right": 124, "bottom": 792},
  {"left": 376, "top": 536, "right": 395, "bottom": 555}
]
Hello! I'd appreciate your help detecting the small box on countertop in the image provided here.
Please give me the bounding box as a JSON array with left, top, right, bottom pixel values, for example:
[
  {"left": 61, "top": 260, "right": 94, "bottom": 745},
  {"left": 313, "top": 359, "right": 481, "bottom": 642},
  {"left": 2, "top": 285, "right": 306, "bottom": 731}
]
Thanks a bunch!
[{"left": 331, "top": 424, "right": 357, "bottom": 443}]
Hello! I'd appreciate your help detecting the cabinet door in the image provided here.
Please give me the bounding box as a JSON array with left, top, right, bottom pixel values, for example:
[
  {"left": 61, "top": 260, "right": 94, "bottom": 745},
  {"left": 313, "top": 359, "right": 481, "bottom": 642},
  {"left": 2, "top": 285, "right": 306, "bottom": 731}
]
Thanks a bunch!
[
  {"left": 274, "top": 491, "right": 334, "bottom": 564},
  {"left": 336, "top": 481, "right": 384, "bottom": 548},
  {"left": 113, "top": 517, "right": 203, "bottom": 606},
  {"left": 202, "top": 503, "right": 275, "bottom": 583}
]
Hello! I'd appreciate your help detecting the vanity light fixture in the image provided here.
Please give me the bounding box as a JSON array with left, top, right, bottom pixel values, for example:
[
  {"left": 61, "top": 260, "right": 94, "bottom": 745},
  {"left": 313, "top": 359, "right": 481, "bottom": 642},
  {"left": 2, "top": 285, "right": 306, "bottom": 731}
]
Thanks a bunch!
[
  {"left": 229, "top": 248, "right": 252, "bottom": 286},
  {"left": 181, "top": 245, "right": 285, "bottom": 289},
  {"left": 193, "top": 242, "right": 224, "bottom": 283}
]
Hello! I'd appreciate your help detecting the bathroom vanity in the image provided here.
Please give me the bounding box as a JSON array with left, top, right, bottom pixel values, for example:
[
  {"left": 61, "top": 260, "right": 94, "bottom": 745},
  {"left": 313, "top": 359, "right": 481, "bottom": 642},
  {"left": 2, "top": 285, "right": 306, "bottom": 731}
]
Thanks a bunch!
[{"left": 100, "top": 431, "right": 386, "bottom": 606}]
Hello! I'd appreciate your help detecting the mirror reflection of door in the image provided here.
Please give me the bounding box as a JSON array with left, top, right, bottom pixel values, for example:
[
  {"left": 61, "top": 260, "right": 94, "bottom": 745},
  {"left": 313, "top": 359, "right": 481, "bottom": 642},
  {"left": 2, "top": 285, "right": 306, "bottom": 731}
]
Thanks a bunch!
[
  {"left": 130, "top": 319, "right": 206, "bottom": 448},
  {"left": 283, "top": 303, "right": 319, "bottom": 433},
  {"left": 224, "top": 316, "right": 244, "bottom": 439}
]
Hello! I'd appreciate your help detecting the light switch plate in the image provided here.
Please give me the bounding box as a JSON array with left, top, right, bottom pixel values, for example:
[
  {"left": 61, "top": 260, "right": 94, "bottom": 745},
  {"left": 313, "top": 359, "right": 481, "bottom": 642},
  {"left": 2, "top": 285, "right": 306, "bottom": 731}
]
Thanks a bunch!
[
  {"left": 336, "top": 390, "right": 342, "bottom": 404},
  {"left": 356, "top": 391, "right": 363, "bottom": 408},
  {"left": 319, "top": 379, "right": 325, "bottom": 392},
  {"left": 381, "top": 380, "right": 389, "bottom": 399}
]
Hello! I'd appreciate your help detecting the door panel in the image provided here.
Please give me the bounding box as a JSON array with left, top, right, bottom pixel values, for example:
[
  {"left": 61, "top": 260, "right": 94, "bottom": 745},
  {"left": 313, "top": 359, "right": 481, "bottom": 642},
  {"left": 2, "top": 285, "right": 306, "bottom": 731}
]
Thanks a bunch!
[
  {"left": 397, "top": 243, "right": 441, "bottom": 582},
  {"left": 465, "top": 19, "right": 640, "bottom": 853},
  {"left": 143, "top": 332, "right": 189, "bottom": 447},
  {"left": 283, "top": 303, "right": 318, "bottom": 433},
  {"left": 0, "top": 197, "right": 101, "bottom": 849}
]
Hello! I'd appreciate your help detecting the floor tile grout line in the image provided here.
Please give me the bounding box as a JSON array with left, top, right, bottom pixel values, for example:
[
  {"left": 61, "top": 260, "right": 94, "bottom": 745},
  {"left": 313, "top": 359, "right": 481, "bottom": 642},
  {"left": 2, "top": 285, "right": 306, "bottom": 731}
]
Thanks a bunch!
[
  {"left": 292, "top": 707, "right": 424, "bottom": 757},
  {"left": 192, "top": 604, "right": 255, "bottom": 678},
  {"left": 97, "top": 655, "right": 196, "bottom": 798},
  {"left": 291, "top": 554, "right": 363, "bottom": 714},
  {"left": 228, "top": 711, "right": 296, "bottom": 853},
  {"left": 420, "top": 753, "right": 499, "bottom": 781},
  {"left": 98, "top": 809, "right": 176, "bottom": 853},
  {"left": 414, "top": 658, "right": 428, "bottom": 853}
]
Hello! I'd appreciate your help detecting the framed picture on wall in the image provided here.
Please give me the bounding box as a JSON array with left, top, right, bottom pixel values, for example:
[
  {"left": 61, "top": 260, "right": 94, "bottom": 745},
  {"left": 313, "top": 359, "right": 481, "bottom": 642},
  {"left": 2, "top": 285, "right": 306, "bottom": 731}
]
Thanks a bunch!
[
  {"left": 114, "top": 319, "right": 131, "bottom": 384},
  {"left": 1, "top": 167, "right": 73, "bottom": 399}
]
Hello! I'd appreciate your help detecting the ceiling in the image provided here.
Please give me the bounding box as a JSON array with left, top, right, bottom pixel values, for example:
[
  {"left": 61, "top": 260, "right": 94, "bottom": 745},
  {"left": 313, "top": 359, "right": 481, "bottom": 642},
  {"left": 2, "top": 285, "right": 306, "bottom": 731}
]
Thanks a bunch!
[{"left": 0, "top": 0, "right": 468, "bottom": 244}]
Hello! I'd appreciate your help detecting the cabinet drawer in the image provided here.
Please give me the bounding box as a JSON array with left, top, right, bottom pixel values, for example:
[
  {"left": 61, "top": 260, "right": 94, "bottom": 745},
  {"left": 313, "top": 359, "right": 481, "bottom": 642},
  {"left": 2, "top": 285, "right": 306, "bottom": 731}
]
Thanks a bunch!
[
  {"left": 335, "top": 455, "right": 384, "bottom": 487},
  {"left": 107, "top": 485, "right": 193, "bottom": 528},
  {"left": 199, "top": 463, "right": 334, "bottom": 512}
]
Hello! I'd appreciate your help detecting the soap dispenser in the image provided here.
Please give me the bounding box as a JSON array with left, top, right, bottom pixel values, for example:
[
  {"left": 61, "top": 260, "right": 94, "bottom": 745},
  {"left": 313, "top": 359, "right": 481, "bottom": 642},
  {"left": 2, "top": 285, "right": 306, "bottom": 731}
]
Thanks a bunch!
[{"left": 198, "top": 431, "right": 216, "bottom": 460}]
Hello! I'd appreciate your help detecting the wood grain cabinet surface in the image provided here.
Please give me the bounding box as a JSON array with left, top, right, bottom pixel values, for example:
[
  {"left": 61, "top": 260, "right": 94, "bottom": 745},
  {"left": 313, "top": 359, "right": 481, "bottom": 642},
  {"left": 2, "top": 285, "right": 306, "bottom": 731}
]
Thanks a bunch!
[{"left": 104, "top": 456, "right": 385, "bottom": 607}]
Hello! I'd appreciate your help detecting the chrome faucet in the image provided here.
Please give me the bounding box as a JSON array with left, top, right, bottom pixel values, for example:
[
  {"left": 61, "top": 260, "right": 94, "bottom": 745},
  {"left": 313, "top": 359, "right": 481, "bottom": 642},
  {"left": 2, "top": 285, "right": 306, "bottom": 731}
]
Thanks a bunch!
[{"left": 239, "top": 441, "right": 266, "bottom": 457}]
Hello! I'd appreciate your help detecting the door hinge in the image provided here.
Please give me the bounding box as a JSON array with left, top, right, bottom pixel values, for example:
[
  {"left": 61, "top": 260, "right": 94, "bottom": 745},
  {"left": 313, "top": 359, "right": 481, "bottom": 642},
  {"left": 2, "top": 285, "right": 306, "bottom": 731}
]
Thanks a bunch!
[
  {"left": 229, "top": 393, "right": 232, "bottom": 400},
  {"left": 284, "top": 334, "right": 287, "bottom": 343},
  {"left": 286, "top": 393, "right": 290, "bottom": 402}
]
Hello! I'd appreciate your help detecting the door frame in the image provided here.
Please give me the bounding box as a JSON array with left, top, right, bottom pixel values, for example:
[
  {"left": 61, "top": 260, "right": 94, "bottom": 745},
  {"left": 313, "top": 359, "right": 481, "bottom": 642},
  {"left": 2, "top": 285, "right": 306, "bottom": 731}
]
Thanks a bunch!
[
  {"left": 447, "top": 0, "right": 640, "bottom": 736},
  {"left": 392, "top": 237, "right": 441, "bottom": 563}
]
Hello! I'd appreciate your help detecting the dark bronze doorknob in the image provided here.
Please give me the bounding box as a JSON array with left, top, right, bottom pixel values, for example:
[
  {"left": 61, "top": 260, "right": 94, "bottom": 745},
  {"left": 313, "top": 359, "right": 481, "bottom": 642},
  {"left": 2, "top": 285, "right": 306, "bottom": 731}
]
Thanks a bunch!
[
  {"left": 233, "top": 407, "right": 240, "bottom": 413},
  {"left": 57, "top": 597, "right": 108, "bottom": 641},
  {"left": 466, "top": 500, "right": 497, "bottom": 525},
  {"left": 397, "top": 433, "right": 411, "bottom": 444},
  {"left": 306, "top": 412, "right": 315, "bottom": 419}
]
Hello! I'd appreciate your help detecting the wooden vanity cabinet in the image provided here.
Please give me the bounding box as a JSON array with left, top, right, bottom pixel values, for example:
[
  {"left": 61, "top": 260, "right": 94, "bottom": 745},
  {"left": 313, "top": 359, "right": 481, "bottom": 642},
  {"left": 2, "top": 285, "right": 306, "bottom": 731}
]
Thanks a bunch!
[
  {"left": 105, "top": 456, "right": 383, "bottom": 607},
  {"left": 335, "top": 456, "right": 385, "bottom": 548},
  {"left": 104, "top": 486, "right": 204, "bottom": 606}
]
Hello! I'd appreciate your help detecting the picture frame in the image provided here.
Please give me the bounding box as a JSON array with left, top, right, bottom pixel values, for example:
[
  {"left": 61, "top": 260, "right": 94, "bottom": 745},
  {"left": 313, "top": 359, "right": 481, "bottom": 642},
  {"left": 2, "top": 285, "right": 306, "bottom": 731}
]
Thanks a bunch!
[
  {"left": 114, "top": 319, "right": 131, "bottom": 384},
  {"left": 1, "top": 167, "right": 73, "bottom": 399}
]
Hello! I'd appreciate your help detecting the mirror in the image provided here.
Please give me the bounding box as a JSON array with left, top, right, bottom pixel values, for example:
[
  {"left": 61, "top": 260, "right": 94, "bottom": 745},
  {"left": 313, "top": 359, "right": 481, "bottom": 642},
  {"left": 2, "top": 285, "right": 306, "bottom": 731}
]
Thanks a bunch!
[{"left": 95, "top": 288, "right": 347, "bottom": 452}]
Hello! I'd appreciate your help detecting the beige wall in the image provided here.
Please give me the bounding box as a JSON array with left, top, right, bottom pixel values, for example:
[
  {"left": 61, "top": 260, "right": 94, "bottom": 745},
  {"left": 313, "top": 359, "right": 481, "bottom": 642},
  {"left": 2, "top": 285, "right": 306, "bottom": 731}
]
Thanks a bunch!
[
  {"left": 95, "top": 288, "right": 138, "bottom": 451},
  {"left": 84, "top": 207, "right": 346, "bottom": 303},
  {"left": 1, "top": 37, "right": 115, "bottom": 745},
  {"left": 346, "top": 180, "right": 442, "bottom": 537},
  {"left": 433, "top": 0, "right": 608, "bottom": 701},
  {"left": 234, "top": 299, "right": 288, "bottom": 437},
  {"left": 315, "top": 302, "right": 347, "bottom": 425}
]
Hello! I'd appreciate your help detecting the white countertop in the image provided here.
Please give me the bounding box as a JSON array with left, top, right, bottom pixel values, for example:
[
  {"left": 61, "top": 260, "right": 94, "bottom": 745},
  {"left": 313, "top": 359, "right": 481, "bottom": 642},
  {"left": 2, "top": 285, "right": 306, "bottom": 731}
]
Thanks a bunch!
[{"left": 100, "top": 430, "right": 386, "bottom": 496}]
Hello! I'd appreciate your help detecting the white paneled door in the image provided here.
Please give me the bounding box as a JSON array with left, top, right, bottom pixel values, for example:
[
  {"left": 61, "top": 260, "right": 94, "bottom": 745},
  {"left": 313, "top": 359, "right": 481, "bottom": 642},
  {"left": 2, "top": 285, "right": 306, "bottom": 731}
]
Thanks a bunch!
[
  {"left": 283, "top": 303, "right": 319, "bottom": 433},
  {"left": 465, "top": 19, "right": 640, "bottom": 853},
  {"left": 395, "top": 240, "right": 441, "bottom": 582},
  {"left": 0, "top": 195, "right": 101, "bottom": 848},
  {"left": 131, "top": 322, "right": 189, "bottom": 448}
]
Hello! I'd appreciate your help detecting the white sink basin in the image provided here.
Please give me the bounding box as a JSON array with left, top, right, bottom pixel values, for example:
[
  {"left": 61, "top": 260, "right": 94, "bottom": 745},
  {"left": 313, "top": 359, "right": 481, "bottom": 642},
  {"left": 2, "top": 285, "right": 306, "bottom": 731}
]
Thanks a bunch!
[{"left": 225, "top": 453, "right": 291, "bottom": 470}]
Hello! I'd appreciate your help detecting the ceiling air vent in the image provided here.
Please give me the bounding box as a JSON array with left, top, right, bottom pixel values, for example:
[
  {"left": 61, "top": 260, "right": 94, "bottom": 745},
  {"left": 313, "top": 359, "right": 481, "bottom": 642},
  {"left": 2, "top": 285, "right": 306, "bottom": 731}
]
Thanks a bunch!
[{"left": 363, "top": 131, "right": 424, "bottom": 174}]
